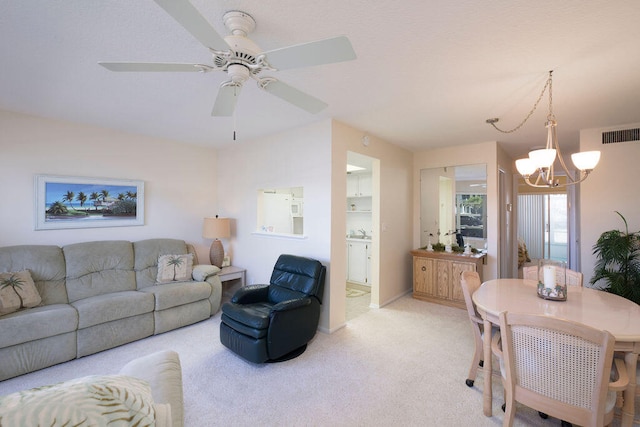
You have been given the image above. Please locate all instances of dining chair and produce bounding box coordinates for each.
[460,271,500,387]
[522,265,583,286]
[497,311,628,427]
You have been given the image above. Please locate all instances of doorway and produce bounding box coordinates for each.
[345,151,378,321]
[518,191,569,265]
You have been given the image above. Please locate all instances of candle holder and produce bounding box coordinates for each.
[536,259,567,301]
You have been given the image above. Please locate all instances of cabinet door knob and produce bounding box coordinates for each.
[421,266,426,272]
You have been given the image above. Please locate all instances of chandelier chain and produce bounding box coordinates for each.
[488,71,553,134]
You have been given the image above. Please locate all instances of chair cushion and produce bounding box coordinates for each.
[222,301,273,330]
[221,314,268,339]
[270,255,325,301]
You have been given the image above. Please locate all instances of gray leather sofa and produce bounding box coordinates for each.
[0,238,222,381]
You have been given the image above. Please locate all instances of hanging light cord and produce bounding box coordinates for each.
[487,71,553,133]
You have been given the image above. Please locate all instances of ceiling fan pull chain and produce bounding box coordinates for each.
[233,85,237,141]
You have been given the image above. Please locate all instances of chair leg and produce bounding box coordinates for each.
[466,328,483,387]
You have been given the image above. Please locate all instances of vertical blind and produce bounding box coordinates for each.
[518,194,545,260]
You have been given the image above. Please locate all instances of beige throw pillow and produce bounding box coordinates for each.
[0,270,42,315]
[156,254,194,284]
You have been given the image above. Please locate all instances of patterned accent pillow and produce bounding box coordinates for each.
[0,375,156,427]
[0,270,42,315]
[157,253,194,284]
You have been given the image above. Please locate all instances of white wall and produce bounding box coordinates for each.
[579,123,640,287]
[413,141,501,281]
[216,120,333,327]
[0,110,218,262]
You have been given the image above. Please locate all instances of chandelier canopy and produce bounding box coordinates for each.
[487,71,600,188]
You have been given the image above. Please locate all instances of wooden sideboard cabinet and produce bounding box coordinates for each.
[411,249,486,309]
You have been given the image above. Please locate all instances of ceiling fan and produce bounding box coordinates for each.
[98,0,357,117]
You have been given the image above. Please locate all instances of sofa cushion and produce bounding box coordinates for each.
[0,303,78,348]
[140,281,211,311]
[0,270,42,315]
[156,254,194,284]
[0,245,68,304]
[0,375,156,426]
[134,239,189,289]
[72,290,155,329]
[64,241,135,302]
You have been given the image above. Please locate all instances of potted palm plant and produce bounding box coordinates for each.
[590,211,640,305]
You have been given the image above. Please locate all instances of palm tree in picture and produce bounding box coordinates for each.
[76,191,87,211]
[117,193,126,202]
[62,191,75,210]
[126,191,137,200]
[100,190,110,207]
[89,192,100,211]
[47,201,67,215]
[166,256,185,281]
[1,274,26,309]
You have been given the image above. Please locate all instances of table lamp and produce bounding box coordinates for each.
[203,216,231,267]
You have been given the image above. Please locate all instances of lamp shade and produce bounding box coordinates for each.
[515,158,537,176]
[203,217,231,239]
[528,148,556,169]
[571,150,601,171]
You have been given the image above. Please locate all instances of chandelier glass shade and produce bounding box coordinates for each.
[489,71,601,188]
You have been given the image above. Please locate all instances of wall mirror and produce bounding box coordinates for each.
[420,164,487,250]
[256,187,304,236]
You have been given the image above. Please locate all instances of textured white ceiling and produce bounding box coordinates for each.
[1,0,639,158]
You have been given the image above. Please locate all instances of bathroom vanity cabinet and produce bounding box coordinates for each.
[411,249,485,309]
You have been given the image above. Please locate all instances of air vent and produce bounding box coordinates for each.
[602,128,640,144]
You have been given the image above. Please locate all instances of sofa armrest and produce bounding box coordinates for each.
[192,264,220,282]
[119,350,183,427]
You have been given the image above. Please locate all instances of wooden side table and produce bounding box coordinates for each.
[218,266,246,287]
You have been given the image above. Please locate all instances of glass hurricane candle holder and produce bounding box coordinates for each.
[536,259,567,301]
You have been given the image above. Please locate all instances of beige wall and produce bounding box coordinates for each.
[579,123,640,286]
[0,109,218,262]
[330,120,414,331]
[413,141,501,281]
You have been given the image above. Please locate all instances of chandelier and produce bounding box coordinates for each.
[487,70,601,188]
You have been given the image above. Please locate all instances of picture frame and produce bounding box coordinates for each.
[35,175,144,230]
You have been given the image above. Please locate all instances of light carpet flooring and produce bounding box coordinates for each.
[0,294,637,426]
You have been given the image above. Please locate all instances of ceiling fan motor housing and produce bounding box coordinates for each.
[214,11,261,76]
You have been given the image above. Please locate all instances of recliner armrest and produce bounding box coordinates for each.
[271,298,311,312]
[232,284,269,304]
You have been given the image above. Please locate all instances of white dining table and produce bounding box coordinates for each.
[473,278,640,426]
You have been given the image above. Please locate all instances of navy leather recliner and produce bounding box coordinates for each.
[220,254,326,363]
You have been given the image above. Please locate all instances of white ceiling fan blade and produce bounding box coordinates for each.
[98,62,210,72]
[261,35,356,71]
[154,0,228,51]
[260,79,328,114]
[212,83,241,116]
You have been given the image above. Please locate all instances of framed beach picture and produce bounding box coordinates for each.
[35,175,144,230]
